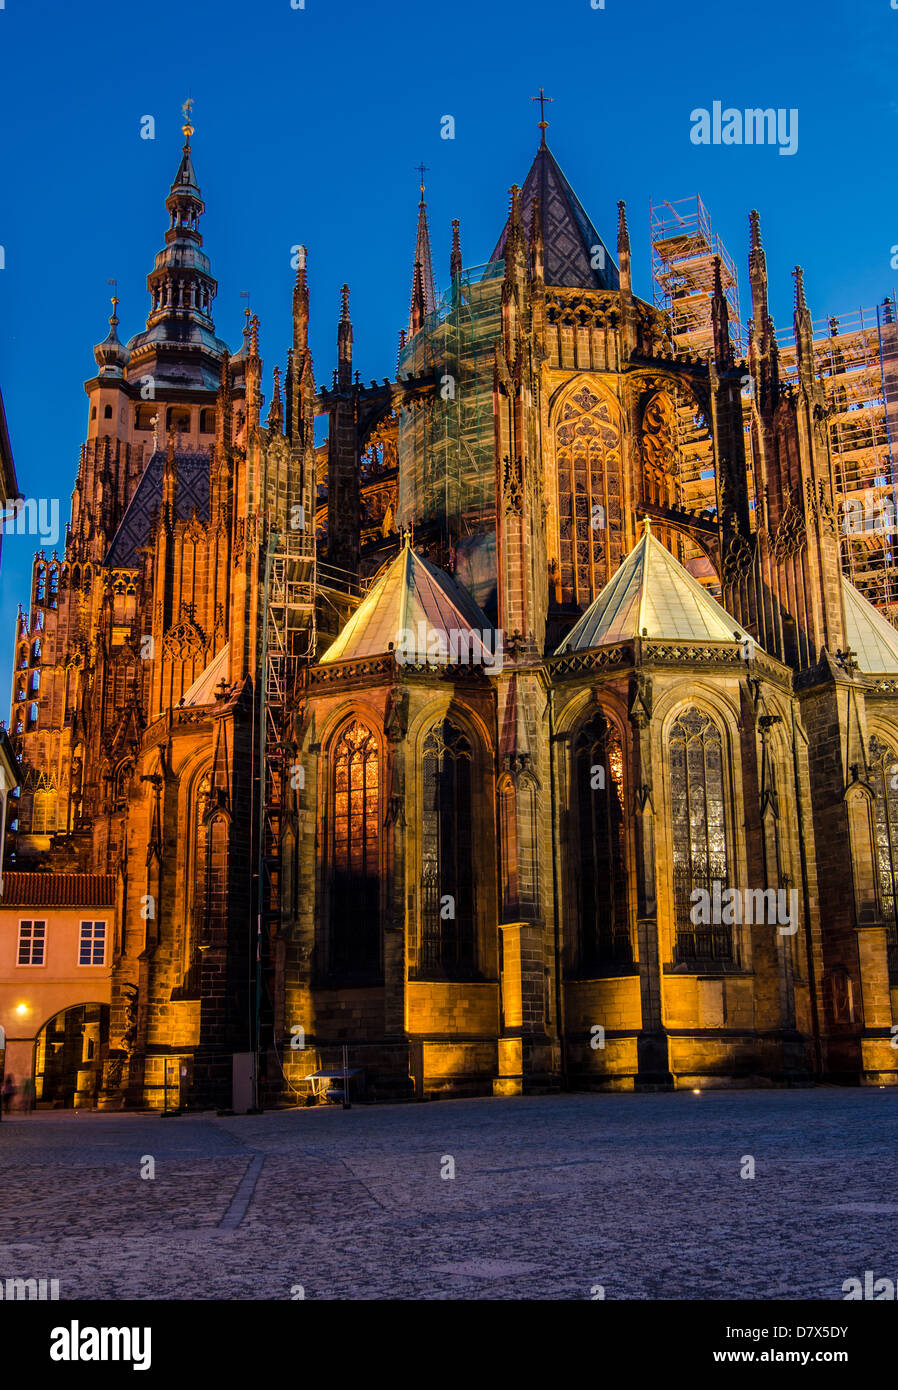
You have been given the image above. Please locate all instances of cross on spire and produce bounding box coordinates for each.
[415,161,429,201]
[532,87,553,144]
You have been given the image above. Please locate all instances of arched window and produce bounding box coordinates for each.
[166,407,191,434]
[31,790,56,835]
[669,707,733,966]
[328,721,380,977]
[30,670,40,694]
[419,719,475,977]
[572,710,631,973]
[553,385,622,607]
[49,567,58,608]
[31,639,41,662]
[90,406,97,421]
[867,735,898,983]
[103,404,113,420]
[200,408,217,434]
[27,702,38,728]
[36,564,47,602]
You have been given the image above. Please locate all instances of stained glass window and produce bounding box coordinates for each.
[554,387,622,607]
[669,708,733,966]
[573,711,631,973]
[419,720,475,977]
[867,735,898,983]
[329,721,380,977]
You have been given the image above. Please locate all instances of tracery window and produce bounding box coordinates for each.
[419,720,475,977]
[328,721,380,977]
[553,386,622,607]
[669,707,734,966]
[572,710,631,973]
[867,735,898,983]
[31,790,57,835]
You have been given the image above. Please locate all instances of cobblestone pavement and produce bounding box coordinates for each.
[0,1089,896,1300]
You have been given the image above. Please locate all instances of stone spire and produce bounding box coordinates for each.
[337,284,353,390]
[450,219,462,280]
[793,265,815,386]
[711,255,734,370]
[267,364,283,433]
[408,167,437,338]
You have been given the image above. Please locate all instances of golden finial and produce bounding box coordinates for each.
[181,97,194,143]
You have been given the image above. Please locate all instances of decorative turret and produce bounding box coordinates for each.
[93,297,130,378]
[125,109,229,392]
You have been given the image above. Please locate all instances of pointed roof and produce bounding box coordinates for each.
[555,525,752,653]
[408,196,438,334]
[105,447,211,567]
[320,541,494,665]
[841,577,898,673]
[181,644,230,706]
[490,141,619,292]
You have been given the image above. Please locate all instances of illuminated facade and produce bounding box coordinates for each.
[8,116,898,1107]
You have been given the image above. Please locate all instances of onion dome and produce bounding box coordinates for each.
[93,297,130,377]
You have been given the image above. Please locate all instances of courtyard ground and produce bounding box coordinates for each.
[0,1088,895,1300]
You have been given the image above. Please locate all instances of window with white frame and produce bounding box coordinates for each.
[17,919,46,965]
[78,920,106,966]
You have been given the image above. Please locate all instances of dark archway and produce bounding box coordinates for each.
[33,1003,109,1108]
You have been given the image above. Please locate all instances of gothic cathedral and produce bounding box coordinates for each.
[10,113,898,1107]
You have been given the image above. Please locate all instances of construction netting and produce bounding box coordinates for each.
[397,260,504,546]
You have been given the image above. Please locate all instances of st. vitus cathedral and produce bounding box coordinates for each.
[9,108,898,1108]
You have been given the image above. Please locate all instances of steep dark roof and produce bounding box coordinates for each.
[490,141,619,292]
[105,448,211,567]
[1,873,116,907]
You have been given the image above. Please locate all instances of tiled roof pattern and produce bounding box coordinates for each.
[1,873,116,907]
[490,142,619,292]
[105,449,211,568]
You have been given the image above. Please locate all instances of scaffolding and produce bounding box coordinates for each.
[256,507,316,1089]
[651,194,743,357]
[397,260,504,541]
[777,298,898,618]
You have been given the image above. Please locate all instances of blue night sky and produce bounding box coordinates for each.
[0,0,894,702]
